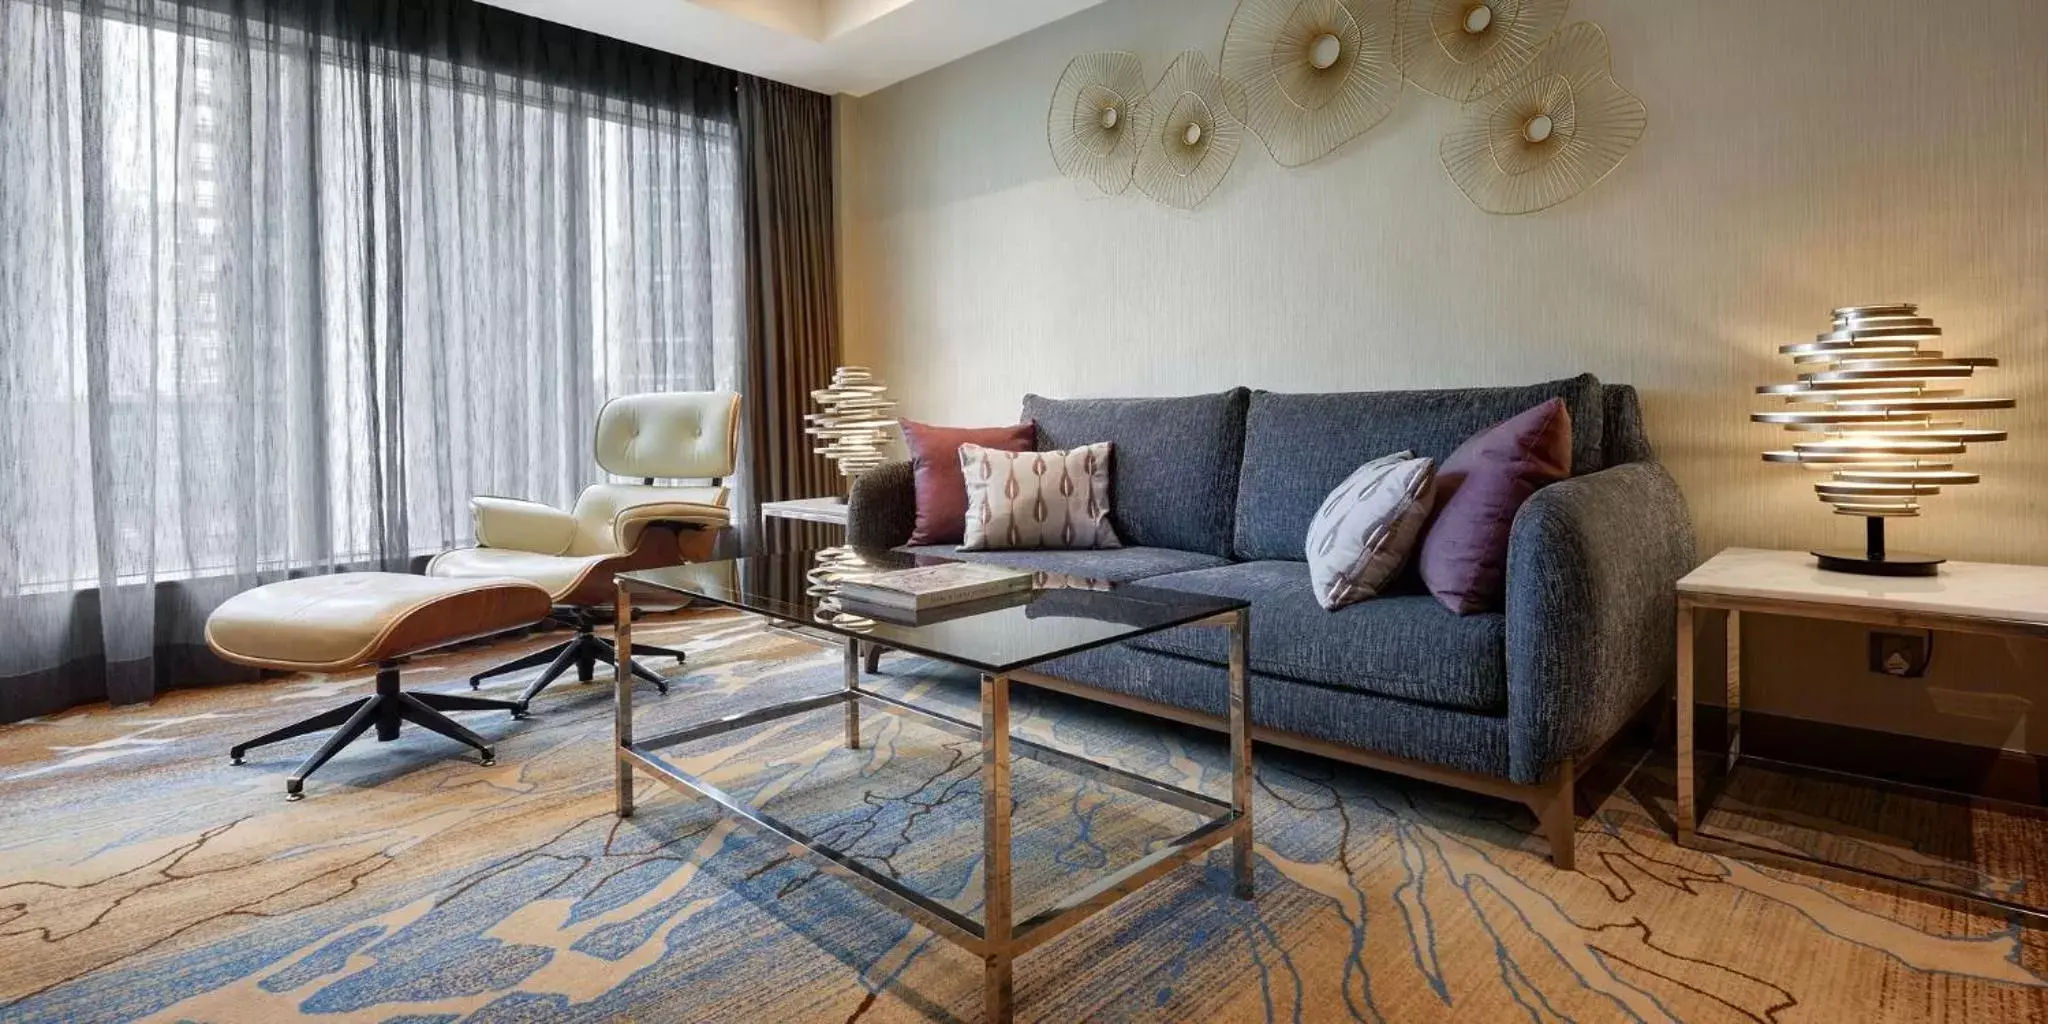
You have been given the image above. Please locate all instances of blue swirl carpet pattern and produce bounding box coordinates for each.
[0,610,2043,1022]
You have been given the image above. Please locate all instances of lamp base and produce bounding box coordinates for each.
[1812,549,1943,577]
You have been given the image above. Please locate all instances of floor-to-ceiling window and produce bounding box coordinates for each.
[0,0,743,715]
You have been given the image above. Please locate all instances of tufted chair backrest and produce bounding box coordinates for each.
[593,391,741,481]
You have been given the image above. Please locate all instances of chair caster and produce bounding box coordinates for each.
[285,782,305,802]
[479,754,497,767]
[230,755,245,766]
[470,678,483,690]
[512,704,530,720]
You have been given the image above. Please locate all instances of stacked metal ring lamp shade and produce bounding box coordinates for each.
[805,366,897,479]
[804,367,899,605]
[1753,305,2013,577]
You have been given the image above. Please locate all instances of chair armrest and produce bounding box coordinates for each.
[848,460,916,550]
[612,499,730,551]
[1505,461,1696,784]
[473,496,577,555]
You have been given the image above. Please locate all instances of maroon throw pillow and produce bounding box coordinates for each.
[1417,398,1573,615]
[903,419,1037,545]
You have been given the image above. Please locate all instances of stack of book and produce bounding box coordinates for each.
[835,562,1035,622]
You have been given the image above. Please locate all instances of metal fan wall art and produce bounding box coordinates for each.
[1439,22,1645,215]
[1398,0,1569,102]
[1048,52,1148,196]
[1132,50,1245,210]
[1220,0,1401,167]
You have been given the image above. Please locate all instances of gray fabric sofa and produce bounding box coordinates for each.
[846,374,1696,868]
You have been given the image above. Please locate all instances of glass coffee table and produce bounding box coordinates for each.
[612,551,1252,1023]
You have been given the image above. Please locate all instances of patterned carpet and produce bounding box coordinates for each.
[1,609,2044,1023]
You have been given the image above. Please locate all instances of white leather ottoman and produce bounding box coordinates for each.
[207,573,552,799]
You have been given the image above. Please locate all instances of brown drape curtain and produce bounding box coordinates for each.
[738,76,840,555]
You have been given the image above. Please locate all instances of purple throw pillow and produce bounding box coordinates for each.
[1418,398,1573,615]
[903,420,1037,546]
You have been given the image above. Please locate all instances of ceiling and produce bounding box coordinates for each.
[479,0,1105,96]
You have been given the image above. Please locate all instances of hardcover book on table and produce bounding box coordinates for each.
[835,587,1040,627]
[836,562,1035,611]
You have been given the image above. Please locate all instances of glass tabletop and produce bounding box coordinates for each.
[619,549,1247,674]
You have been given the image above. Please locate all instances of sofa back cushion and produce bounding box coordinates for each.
[1022,388,1250,557]
[1603,384,1654,465]
[1232,374,1605,561]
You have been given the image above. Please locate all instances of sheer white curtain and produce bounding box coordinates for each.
[0,0,743,717]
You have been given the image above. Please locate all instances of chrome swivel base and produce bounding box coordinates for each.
[229,662,521,800]
[469,609,684,709]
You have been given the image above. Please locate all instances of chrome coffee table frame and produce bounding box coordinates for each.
[612,576,1252,1023]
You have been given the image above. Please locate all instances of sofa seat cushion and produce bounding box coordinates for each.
[901,544,1229,584]
[1128,560,1507,713]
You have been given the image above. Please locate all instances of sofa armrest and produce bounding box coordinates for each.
[1505,461,1696,784]
[847,460,916,550]
[473,496,577,555]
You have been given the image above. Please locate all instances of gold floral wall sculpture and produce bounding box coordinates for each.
[1046,0,1646,214]
[1220,0,1402,167]
[1047,51,1149,196]
[1131,50,1246,210]
[1438,21,1647,215]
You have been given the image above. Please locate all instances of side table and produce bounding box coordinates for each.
[760,496,851,530]
[1676,547,2048,922]
[758,496,864,657]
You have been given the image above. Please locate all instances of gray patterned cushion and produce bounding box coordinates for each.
[959,443,1121,551]
[1305,452,1437,610]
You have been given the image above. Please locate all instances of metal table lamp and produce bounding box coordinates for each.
[805,366,897,487]
[1753,304,2013,576]
[803,367,897,599]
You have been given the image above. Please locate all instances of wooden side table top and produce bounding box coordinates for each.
[1678,547,2048,638]
[760,496,850,527]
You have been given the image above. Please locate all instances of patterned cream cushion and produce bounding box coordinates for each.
[1305,451,1438,611]
[959,442,1122,551]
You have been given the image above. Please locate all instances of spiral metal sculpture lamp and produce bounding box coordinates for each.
[804,367,897,588]
[1132,50,1245,210]
[1397,0,1569,102]
[1438,22,1644,215]
[806,366,897,482]
[1048,52,1148,196]
[1220,0,1401,167]
[1753,304,2014,577]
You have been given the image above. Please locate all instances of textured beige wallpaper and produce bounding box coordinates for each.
[836,0,2048,749]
